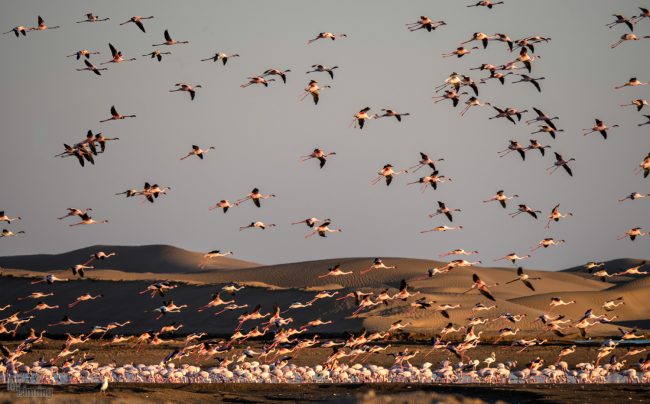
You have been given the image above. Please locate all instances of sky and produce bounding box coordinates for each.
[0,0,649,270]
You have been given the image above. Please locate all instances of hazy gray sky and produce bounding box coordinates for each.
[1,0,648,270]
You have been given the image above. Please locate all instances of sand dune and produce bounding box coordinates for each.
[0,244,259,274]
[0,245,647,338]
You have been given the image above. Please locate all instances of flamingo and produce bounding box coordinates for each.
[621,99,648,111]
[76,13,109,23]
[120,16,154,33]
[498,140,527,160]
[547,152,575,176]
[360,258,397,276]
[318,264,353,278]
[483,190,518,208]
[467,1,505,9]
[3,26,28,37]
[299,80,330,105]
[531,238,565,252]
[420,225,463,234]
[29,16,60,32]
[263,69,291,83]
[582,119,619,139]
[307,32,347,44]
[101,43,136,65]
[143,50,171,62]
[509,204,541,219]
[68,293,103,308]
[300,148,336,168]
[377,109,410,122]
[305,221,342,238]
[201,52,239,65]
[494,253,531,265]
[241,76,274,88]
[236,188,275,207]
[619,192,650,202]
[463,274,498,301]
[439,249,479,258]
[209,200,235,213]
[408,152,444,172]
[350,107,376,129]
[198,250,234,268]
[153,30,189,46]
[180,145,214,160]
[545,204,572,228]
[76,59,107,76]
[239,221,276,231]
[0,211,21,224]
[67,49,101,60]
[100,106,136,123]
[616,227,647,241]
[68,213,108,227]
[611,34,650,48]
[306,64,338,79]
[505,267,541,291]
[460,97,491,116]
[0,229,25,238]
[406,16,446,32]
[615,77,649,89]
[512,74,545,92]
[170,83,202,101]
[371,164,408,186]
[428,201,461,222]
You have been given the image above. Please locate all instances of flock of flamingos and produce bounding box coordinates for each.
[1,1,650,392]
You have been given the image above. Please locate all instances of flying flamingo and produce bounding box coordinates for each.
[498,140,527,160]
[239,221,276,231]
[3,26,28,37]
[494,253,531,265]
[58,208,92,221]
[460,97,491,116]
[636,152,650,177]
[0,211,21,224]
[420,225,463,234]
[300,148,336,168]
[305,221,342,238]
[100,106,136,123]
[29,16,60,32]
[76,13,109,23]
[31,274,68,285]
[428,201,461,222]
[350,107,375,129]
[377,109,410,122]
[509,204,541,219]
[153,30,189,46]
[180,145,214,160]
[547,152,575,176]
[209,200,235,213]
[101,43,136,65]
[241,76,275,88]
[439,249,479,258]
[360,258,397,276]
[406,16,446,32]
[197,293,235,312]
[198,250,234,268]
[408,153,444,172]
[483,190,518,208]
[306,64,339,79]
[467,1,505,9]
[0,229,25,238]
[616,227,646,241]
[619,192,650,202]
[76,59,107,76]
[69,213,108,227]
[68,293,103,308]
[463,274,498,301]
[371,164,408,186]
[610,34,650,48]
[621,99,648,111]
[201,52,239,65]
[170,83,202,101]
[120,16,154,33]
[614,261,648,276]
[299,80,330,105]
[531,238,565,252]
[505,267,541,291]
[263,69,291,83]
[582,119,619,139]
[142,50,172,62]
[318,264,353,278]
[307,32,347,44]
[67,49,100,60]
[545,204,572,228]
[236,188,275,207]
